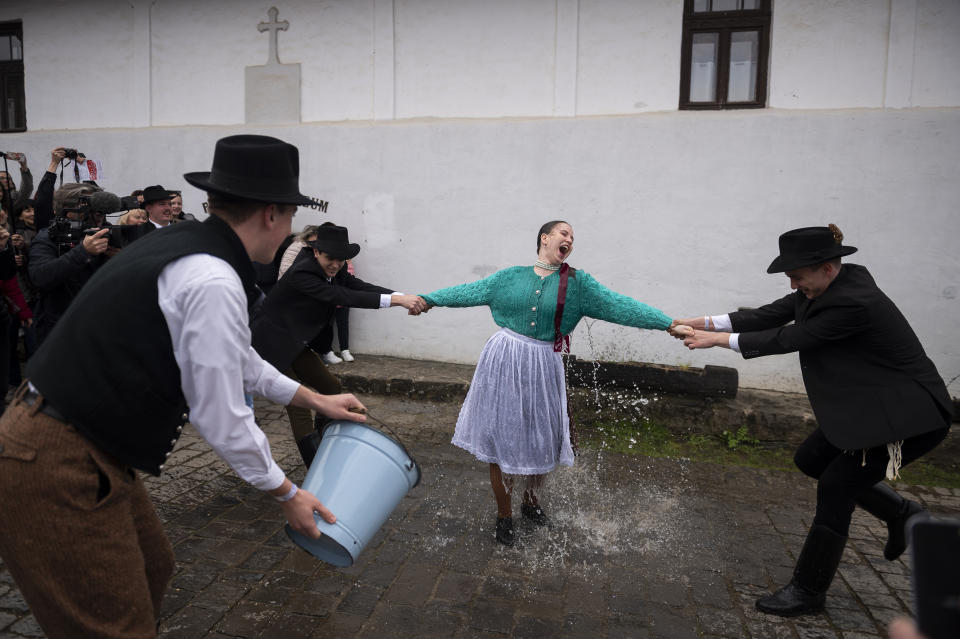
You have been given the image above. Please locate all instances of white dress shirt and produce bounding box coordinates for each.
[158,253,299,491]
[708,314,741,352]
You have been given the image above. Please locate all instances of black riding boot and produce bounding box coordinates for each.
[296,430,324,468]
[756,524,847,617]
[856,482,923,560]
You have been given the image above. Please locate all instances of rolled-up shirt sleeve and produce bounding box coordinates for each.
[706,314,740,352]
[159,254,290,491]
[710,314,733,332]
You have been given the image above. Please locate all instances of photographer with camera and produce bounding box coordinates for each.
[0,151,33,223]
[33,147,74,231]
[28,182,113,344]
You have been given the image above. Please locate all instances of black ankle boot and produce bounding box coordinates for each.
[521,503,548,526]
[756,524,847,617]
[856,482,924,560]
[296,430,324,467]
[495,517,515,546]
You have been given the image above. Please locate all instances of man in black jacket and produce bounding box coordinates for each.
[251,224,425,464]
[676,225,952,617]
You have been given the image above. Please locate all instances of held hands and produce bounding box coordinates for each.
[681,329,729,350]
[667,324,694,339]
[81,228,110,255]
[671,317,709,331]
[392,294,430,316]
[0,228,9,250]
[668,317,730,350]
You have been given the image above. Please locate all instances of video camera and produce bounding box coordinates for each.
[49,192,153,254]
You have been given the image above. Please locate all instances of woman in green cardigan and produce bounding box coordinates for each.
[420,220,680,546]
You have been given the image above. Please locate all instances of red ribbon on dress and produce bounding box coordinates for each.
[553,263,571,353]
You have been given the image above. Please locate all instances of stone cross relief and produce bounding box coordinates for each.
[245,6,300,124]
[258,6,289,66]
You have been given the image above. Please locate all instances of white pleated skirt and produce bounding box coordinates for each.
[451,327,575,475]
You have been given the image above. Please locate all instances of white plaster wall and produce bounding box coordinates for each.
[2,2,959,396]
[577,0,683,115]
[3,109,956,395]
[5,0,960,130]
[151,0,377,125]
[393,0,559,118]
[6,1,144,130]
[914,0,960,106]
[768,0,891,108]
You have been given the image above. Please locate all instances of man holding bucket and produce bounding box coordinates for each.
[0,135,367,638]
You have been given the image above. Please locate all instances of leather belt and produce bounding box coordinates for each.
[22,390,70,424]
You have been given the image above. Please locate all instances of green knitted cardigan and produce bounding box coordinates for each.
[421,265,672,341]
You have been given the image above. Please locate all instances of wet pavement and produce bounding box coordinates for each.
[1,358,959,638]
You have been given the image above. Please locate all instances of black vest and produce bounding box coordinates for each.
[27,215,260,475]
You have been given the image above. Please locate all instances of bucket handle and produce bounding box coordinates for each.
[351,409,419,477]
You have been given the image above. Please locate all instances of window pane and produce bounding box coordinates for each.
[0,37,10,62]
[690,32,719,102]
[728,30,758,102]
[11,35,21,60]
[713,0,739,10]
[742,0,759,8]
[693,0,710,11]
[5,73,24,130]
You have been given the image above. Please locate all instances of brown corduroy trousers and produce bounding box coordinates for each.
[284,348,342,440]
[0,389,175,638]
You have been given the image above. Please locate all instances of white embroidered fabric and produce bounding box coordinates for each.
[451,328,575,475]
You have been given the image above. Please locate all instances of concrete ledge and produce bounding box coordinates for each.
[332,355,958,470]
[566,356,738,398]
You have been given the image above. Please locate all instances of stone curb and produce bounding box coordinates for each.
[331,355,959,469]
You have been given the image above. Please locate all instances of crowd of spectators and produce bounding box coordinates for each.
[0,146,359,417]
[0,147,200,412]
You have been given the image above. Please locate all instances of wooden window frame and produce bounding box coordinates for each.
[0,21,25,133]
[679,0,771,110]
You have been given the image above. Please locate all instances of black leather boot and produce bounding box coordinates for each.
[296,430,324,468]
[756,524,847,617]
[856,482,923,560]
[495,517,515,546]
[521,503,548,526]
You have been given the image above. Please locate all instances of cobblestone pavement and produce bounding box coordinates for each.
[1,393,958,638]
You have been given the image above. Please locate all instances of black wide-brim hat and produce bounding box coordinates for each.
[305,225,360,260]
[767,225,858,273]
[141,184,175,206]
[183,135,317,206]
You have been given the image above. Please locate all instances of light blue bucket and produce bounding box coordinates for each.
[284,420,421,566]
